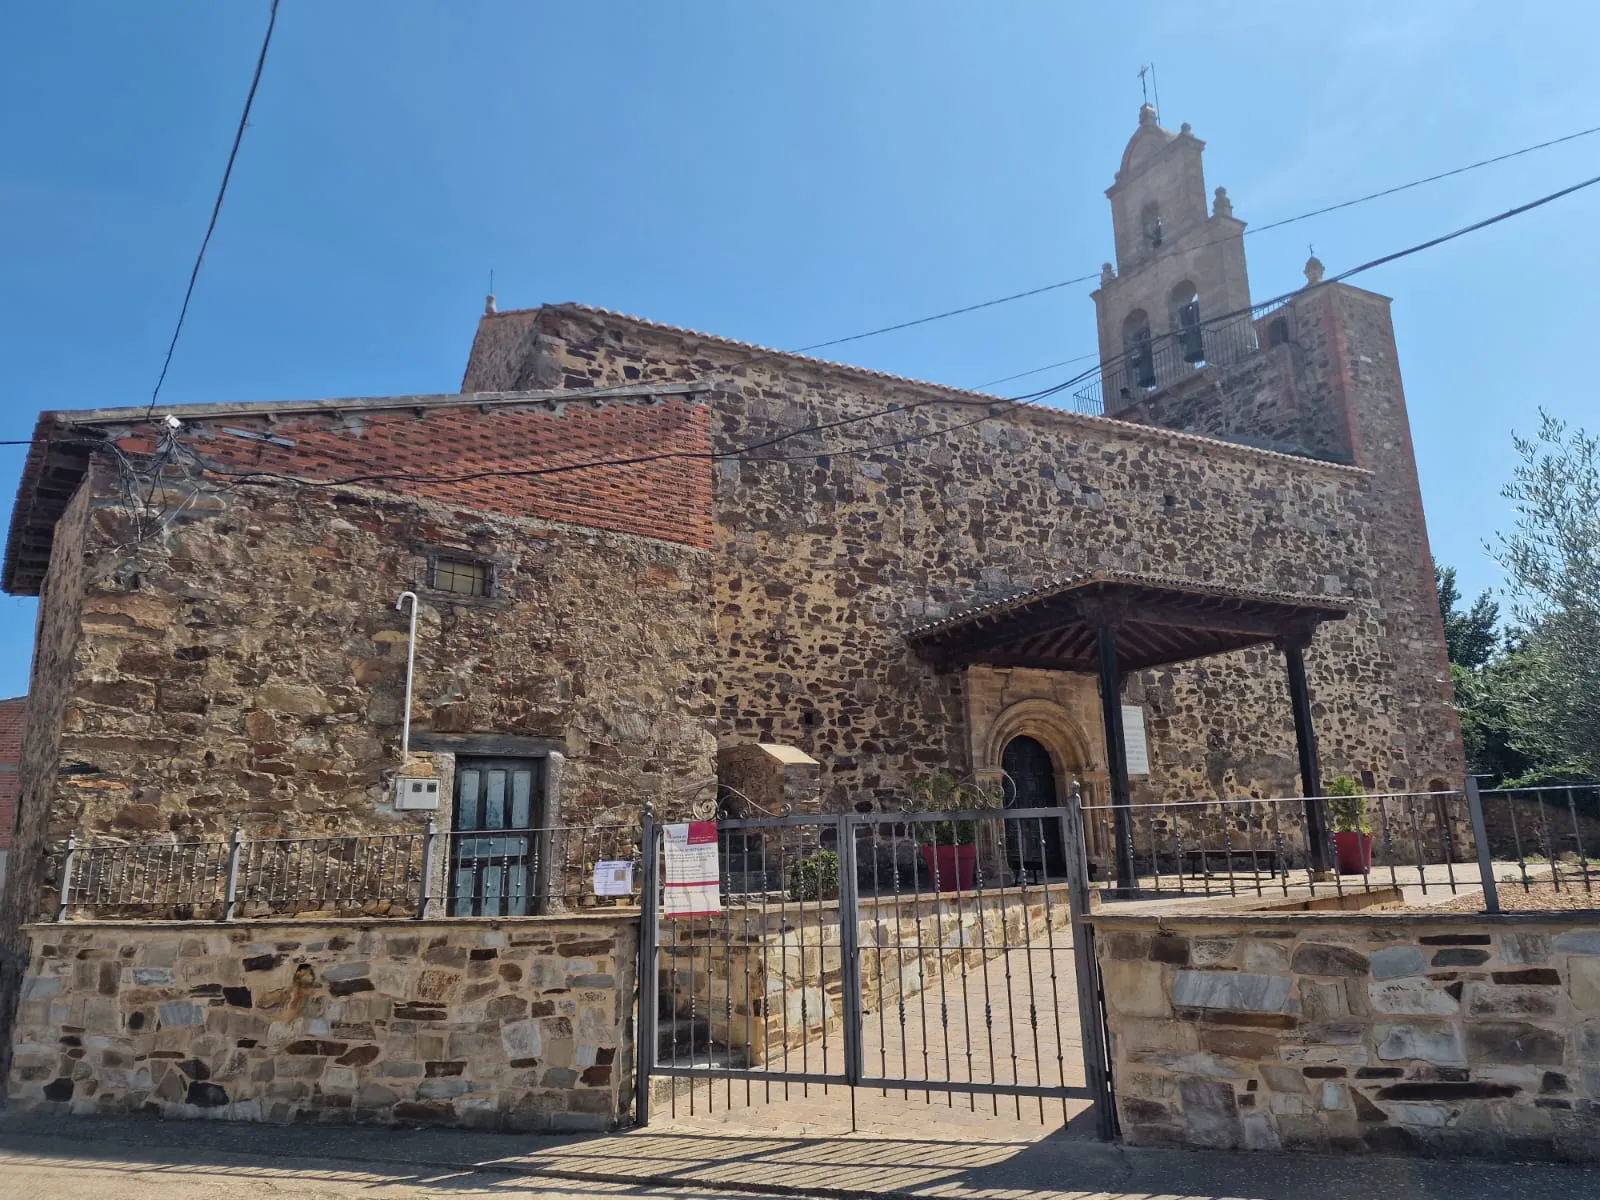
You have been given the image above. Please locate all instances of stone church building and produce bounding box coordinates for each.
[1,107,1460,954]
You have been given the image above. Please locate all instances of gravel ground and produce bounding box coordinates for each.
[1423,871,1600,913]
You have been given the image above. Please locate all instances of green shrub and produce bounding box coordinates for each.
[788,850,840,901]
[1326,775,1372,834]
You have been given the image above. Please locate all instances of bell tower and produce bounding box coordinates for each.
[1091,106,1252,412]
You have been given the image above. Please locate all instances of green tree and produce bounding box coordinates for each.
[1492,411,1600,781]
[1434,562,1499,669]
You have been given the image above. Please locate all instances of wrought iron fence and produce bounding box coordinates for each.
[446,824,642,917]
[1479,783,1597,896]
[48,822,642,922]
[1080,785,1492,905]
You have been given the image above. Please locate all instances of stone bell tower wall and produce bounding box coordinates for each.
[1114,281,1460,792]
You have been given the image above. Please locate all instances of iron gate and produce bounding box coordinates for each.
[635,800,1115,1134]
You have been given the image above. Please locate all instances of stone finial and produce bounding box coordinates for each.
[484,294,498,315]
[1179,122,1193,136]
[1100,262,1116,286]
[1304,254,1325,286]
[1138,103,1158,127]
[1213,186,1233,219]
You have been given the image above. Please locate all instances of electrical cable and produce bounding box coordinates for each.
[97,166,1600,508]
[793,123,1600,354]
[143,0,280,422]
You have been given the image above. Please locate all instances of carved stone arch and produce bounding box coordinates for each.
[983,699,1095,797]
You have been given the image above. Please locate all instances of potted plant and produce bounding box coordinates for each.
[906,775,996,892]
[1326,775,1373,875]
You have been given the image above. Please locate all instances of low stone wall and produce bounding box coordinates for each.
[1093,910,1600,1161]
[8,914,637,1130]
[663,883,1075,1064]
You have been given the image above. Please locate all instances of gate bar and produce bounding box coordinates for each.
[837,812,866,1090]
[1064,784,1118,1140]
[634,802,659,1126]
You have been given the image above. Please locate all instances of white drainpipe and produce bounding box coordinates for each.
[395,591,419,759]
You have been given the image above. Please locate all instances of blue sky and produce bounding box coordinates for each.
[2,1,1598,698]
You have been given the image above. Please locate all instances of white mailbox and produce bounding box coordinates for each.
[394,776,441,811]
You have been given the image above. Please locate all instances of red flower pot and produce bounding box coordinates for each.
[920,843,977,892]
[1334,831,1373,875]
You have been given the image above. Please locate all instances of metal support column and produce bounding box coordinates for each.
[416,817,437,920]
[1465,775,1500,914]
[1283,637,1330,873]
[1095,623,1137,892]
[222,825,243,922]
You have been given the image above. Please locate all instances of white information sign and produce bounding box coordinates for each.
[1122,704,1150,776]
[662,821,722,918]
[592,859,635,897]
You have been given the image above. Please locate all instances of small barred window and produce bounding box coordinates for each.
[431,557,488,597]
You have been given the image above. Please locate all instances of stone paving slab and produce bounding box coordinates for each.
[4,1110,1600,1200]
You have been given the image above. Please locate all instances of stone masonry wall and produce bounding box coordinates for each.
[9,916,637,1130]
[35,467,717,847]
[1095,912,1600,1161]
[464,304,1463,814]
[1,475,92,1082]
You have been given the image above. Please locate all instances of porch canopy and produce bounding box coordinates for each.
[904,571,1350,889]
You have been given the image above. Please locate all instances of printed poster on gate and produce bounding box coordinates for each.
[662,821,721,917]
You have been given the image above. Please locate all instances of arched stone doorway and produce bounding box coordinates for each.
[1001,733,1066,877]
[970,693,1108,877]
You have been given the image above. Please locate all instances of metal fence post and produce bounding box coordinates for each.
[835,811,865,1089]
[635,802,659,1127]
[1063,782,1117,1141]
[1465,776,1500,915]
[55,835,77,924]
[417,817,437,921]
[222,825,243,922]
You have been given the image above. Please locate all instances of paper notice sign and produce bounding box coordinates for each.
[592,860,635,898]
[662,820,721,918]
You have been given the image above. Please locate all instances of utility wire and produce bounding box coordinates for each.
[793,123,1600,355]
[143,0,280,422]
[1247,122,1600,237]
[970,351,1099,391]
[102,165,1600,509]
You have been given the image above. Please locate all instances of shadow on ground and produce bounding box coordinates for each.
[2,1110,1598,1200]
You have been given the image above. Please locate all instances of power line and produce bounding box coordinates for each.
[970,351,1099,391]
[793,273,1102,353]
[1247,123,1600,237]
[792,123,1600,355]
[100,165,1600,509]
[143,0,280,422]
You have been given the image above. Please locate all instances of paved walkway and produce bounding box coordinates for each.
[655,938,1092,1138]
[3,1110,1598,1200]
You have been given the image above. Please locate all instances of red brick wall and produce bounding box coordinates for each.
[121,396,714,551]
[0,696,24,852]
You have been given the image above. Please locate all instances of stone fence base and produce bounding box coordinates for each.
[1093,909,1600,1161]
[8,914,637,1131]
